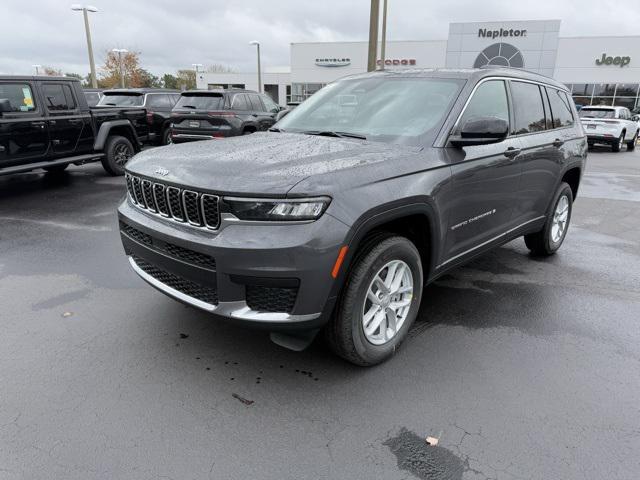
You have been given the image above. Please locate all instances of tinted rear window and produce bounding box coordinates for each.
[175,94,224,110]
[579,108,615,119]
[98,93,143,107]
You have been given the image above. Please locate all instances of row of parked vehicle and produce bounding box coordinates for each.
[85,86,284,145]
[0,76,286,177]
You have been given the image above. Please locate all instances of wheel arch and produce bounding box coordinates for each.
[94,121,141,152]
[332,198,441,299]
[561,166,582,200]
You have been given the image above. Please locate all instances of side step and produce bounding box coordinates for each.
[0,153,104,176]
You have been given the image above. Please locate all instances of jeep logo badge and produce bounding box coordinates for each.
[596,53,631,67]
[155,167,169,176]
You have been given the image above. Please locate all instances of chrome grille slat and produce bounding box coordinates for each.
[126,174,220,229]
[141,180,156,212]
[182,190,202,226]
[167,187,185,221]
[153,183,170,217]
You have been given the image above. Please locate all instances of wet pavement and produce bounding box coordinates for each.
[1,147,639,479]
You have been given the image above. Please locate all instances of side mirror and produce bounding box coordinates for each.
[0,99,12,114]
[450,117,509,147]
[275,109,291,122]
[632,115,639,122]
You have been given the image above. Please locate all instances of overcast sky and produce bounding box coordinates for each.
[2,0,639,77]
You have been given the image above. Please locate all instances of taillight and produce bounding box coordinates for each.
[207,111,235,117]
[146,111,154,125]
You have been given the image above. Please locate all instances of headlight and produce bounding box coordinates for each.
[224,197,331,221]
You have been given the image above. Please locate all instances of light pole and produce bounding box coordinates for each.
[249,41,261,93]
[367,0,380,72]
[71,4,98,88]
[192,63,203,89]
[379,0,388,70]
[32,64,42,75]
[112,48,128,88]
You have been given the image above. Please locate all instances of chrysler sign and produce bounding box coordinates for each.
[315,58,351,67]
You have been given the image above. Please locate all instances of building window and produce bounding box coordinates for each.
[613,97,637,110]
[291,83,325,103]
[591,97,614,106]
[614,84,639,97]
[592,84,616,96]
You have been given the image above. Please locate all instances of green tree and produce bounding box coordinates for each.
[162,73,179,89]
[176,69,196,90]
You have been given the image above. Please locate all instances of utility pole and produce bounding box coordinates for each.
[367,0,380,72]
[249,41,262,93]
[71,5,98,88]
[32,65,41,75]
[380,0,388,70]
[112,48,128,88]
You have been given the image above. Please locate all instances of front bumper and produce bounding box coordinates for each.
[118,198,348,330]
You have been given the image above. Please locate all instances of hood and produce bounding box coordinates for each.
[125,132,422,196]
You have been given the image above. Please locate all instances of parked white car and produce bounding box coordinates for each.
[579,106,639,152]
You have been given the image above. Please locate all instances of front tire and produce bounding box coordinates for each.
[524,182,573,256]
[612,133,624,152]
[325,235,423,366]
[101,135,134,176]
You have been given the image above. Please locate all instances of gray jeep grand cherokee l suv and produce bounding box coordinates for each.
[118,67,586,366]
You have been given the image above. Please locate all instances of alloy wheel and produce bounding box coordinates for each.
[551,195,569,243]
[361,260,414,346]
[114,143,133,166]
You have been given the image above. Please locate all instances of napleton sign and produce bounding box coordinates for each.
[478,28,527,39]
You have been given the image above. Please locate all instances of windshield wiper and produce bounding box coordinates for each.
[302,130,367,140]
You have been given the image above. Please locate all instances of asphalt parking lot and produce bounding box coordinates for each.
[1,147,639,480]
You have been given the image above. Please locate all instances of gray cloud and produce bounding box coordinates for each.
[2,0,639,77]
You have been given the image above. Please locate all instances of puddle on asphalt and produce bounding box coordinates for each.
[384,428,465,480]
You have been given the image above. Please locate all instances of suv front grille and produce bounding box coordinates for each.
[132,255,218,305]
[246,285,298,313]
[125,173,220,229]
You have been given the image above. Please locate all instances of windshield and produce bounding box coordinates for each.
[276,76,465,145]
[579,108,615,119]
[175,94,224,110]
[84,92,101,107]
[97,94,144,107]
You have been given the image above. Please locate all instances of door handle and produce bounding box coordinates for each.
[31,121,45,128]
[552,138,564,148]
[503,147,521,159]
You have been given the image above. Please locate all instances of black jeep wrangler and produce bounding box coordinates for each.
[0,76,149,176]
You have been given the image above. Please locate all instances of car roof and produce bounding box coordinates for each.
[103,88,181,94]
[179,89,258,95]
[339,67,569,91]
[0,75,80,82]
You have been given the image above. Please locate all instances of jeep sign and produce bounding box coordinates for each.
[595,53,631,67]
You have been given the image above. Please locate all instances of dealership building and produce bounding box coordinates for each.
[196,19,640,110]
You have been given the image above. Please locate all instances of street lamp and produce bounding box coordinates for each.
[112,48,128,88]
[192,63,203,89]
[71,4,98,88]
[249,41,261,93]
[32,64,42,75]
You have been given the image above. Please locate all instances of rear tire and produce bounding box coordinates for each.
[524,182,573,256]
[627,131,638,151]
[325,235,423,366]
[101,135,134,176]
[612,133,624,152]
[161,127,172,145]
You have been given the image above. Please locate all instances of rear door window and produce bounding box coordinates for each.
[545,88,574,128]
[145,94,172,109]
[231,94,250,111]
[248,94,265,111]
[0,83,36,112]
[42,83,76,111]
[510,81,546,134]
